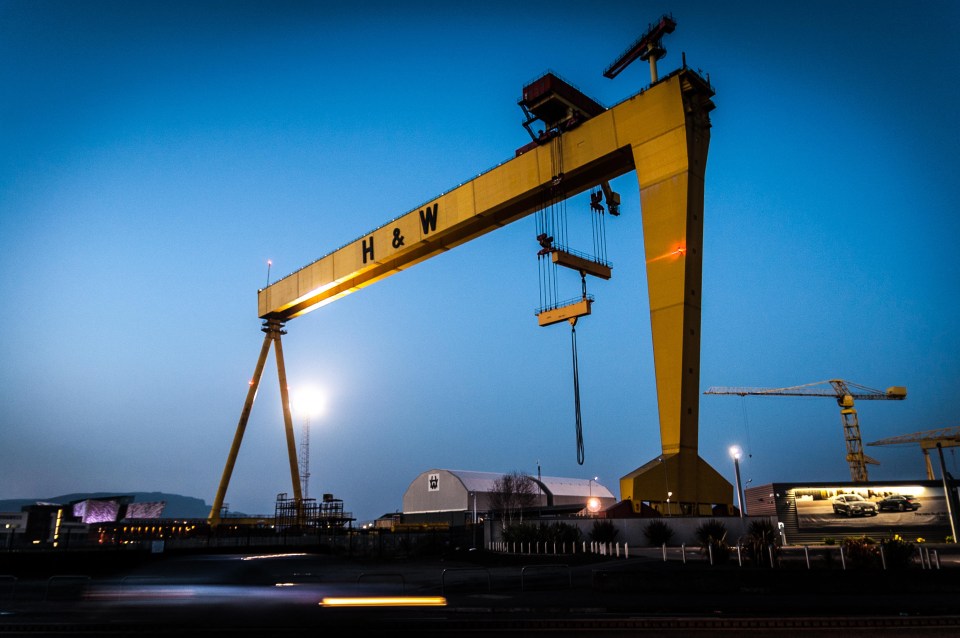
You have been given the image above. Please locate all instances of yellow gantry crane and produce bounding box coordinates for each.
[867,427,960,480]
[209,17,729,525]
[704,379,907,482]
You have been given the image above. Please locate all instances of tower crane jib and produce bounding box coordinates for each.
[867,427,960,480]
[704,379,907,483]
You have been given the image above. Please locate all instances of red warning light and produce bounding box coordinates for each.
[646,243,687,264]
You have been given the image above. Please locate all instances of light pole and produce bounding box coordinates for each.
[660,457,671,516]
[730,445,745,519]
[936,442,958,543]
[471,491,478,549]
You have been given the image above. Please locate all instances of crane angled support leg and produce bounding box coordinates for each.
[271,322,304,510]
[208,324,275,527]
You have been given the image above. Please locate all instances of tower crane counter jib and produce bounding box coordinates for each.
[704,380,907,483]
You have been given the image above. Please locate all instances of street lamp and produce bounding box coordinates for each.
[587,477,601,513]
[729,445,745,519]
[659,457,672,516]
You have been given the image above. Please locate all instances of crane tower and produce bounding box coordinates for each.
[298,417,310,500]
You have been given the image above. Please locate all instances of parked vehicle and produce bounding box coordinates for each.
[832,494,878,517]
[878,494,921,512]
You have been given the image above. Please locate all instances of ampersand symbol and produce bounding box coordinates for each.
[392,227,405,249]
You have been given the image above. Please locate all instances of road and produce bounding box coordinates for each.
[2,548,959,636]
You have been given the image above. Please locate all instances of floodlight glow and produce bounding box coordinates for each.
[587,497,602,512]
[293,387,327,418]
[729,445,742,460]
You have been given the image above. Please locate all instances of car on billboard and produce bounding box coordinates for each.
[877,494,922,512]
[832,494,878,517]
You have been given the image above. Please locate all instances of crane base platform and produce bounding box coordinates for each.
[620,451,734,516]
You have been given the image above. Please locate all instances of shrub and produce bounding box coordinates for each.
[821,537,836,546]
[541,522,583,545]
[880,534,916,570]
[588,520,619,544]
[502,523,540,545]
[743,518,779,567]
[643,520,675,547]
[841,535,880,569]
[695,519,729,563]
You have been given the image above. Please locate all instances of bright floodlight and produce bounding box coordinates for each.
[587,497,602,512]
[293,387,327,418]
[729,445,742,460]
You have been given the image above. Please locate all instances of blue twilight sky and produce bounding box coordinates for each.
[1,0,958,522]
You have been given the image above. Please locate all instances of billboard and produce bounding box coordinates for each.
[792,484,952,531]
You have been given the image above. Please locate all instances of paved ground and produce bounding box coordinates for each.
[2,548,959,635]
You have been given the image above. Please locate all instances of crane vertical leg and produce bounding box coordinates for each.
[618,73,732,514]
[208,325,275,527]
[924,448,935,481]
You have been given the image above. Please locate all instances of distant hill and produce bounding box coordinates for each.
[0,492,245,519]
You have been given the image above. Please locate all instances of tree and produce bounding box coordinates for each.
[489,471,538,530]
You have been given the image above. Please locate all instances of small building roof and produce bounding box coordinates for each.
[439,469,615,500]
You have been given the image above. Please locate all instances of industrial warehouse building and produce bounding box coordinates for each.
[398,469,617,527]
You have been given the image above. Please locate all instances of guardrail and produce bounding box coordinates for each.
[487,540,955,570]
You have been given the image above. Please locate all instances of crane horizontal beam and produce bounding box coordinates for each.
[258,69,713,321]
[867,426,960,447]
[603,14,677,79]
[704,379,906,400]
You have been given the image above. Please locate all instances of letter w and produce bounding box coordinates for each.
[419,203,438,234]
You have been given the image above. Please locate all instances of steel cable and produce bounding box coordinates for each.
[571,322,585,465]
